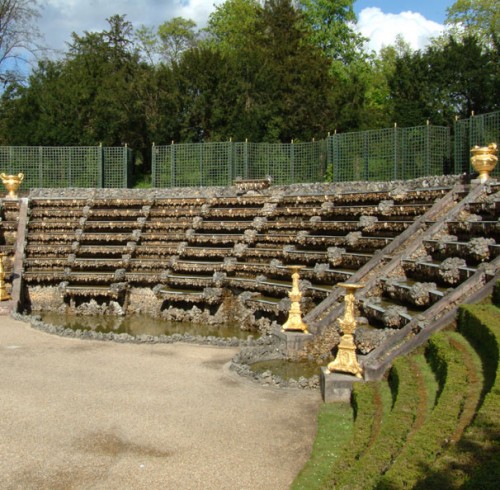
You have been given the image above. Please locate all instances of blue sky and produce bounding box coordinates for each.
[37,1,457,57]
[354,0,455,23]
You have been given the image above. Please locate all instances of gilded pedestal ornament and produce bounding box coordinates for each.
[1,172,24,198]
[0,253,11,301]
[470,143,497,183]
[282,265,309,333]
[327,283,363,378]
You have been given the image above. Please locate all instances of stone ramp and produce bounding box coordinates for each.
[0,317,320,490]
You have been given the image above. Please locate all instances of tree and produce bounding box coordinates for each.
[0,15,154,152]
[446,0,499,48]
[298,0,367,77]
[0,0,43,86]
[204,0,262,54]
[157,17,198,65]
[389,35,499,127]
[254,0,337,140]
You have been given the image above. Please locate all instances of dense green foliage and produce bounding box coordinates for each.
[0,0,498,176]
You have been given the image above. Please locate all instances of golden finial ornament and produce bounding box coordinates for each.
[281,265,309,333]
[327,283,363,378]
[470,143,497,183]
[0,253,12,301]
[1,172,24,198]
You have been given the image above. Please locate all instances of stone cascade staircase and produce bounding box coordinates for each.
[302,182,499,379]
[20,184,457,326]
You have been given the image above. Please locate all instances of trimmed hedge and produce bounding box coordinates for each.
[292,301,499,489]
[378,332,469,488]
[324,382,383,487]
[458,304,499,397]
[457,304,500,489]
[333,357,421,489]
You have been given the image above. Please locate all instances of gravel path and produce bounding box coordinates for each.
[0,316,321,489]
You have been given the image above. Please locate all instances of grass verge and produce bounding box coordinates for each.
[292,402,353,490]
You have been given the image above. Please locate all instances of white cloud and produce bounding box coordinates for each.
[356,7,445,53]
[39,0,223,54]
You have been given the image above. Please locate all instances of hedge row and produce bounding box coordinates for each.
[457,304,500,489]
[378,332,471,488]
[293,300,499,489]
[332,356,422,489]
[328,382,383,484]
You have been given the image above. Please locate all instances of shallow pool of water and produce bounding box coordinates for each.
[250,358,321,380]
[39,312,255,340]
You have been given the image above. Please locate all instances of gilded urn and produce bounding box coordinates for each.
[470,143,497,183]
[0,172,24,198]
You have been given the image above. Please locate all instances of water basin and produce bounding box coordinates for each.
[40,312,256,339]
[250,358,321,380]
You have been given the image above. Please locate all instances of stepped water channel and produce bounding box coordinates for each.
[1,176,499,384]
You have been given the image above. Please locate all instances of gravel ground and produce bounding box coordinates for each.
[0,316,321,490]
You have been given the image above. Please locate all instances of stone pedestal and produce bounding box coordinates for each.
[274,330,314,357]
[320,367,364,403]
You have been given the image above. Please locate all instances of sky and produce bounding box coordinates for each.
[38,0,457,57]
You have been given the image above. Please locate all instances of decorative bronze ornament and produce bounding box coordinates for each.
[1,172,24,198]
[470,143,497,183]
[281,265,309,333]
[327,283,363,378]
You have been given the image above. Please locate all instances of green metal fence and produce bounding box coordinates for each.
[454,111,500,176]
[0,145,132,189]
[328,125,450,182]
[152,124,450,187]
[1,112,497,190]
[152,140,329,187]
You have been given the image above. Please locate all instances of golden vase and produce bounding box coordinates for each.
[327,283,363,378]
[470,143,497,183]
[1,172,24,198]
[282,265,309,333]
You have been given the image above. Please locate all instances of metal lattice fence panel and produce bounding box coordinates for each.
[0,146,130,189]
[328,125,450,182]
[400,125,451,179]
[0,146,101,189]
[103,146,132,188]
[454,111,500,176]
[329,128,398,182]
[292,140,328,183]
[153,141,330,187]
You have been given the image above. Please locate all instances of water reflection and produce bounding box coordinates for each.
[250,358,320,380]
[40,312,255,340]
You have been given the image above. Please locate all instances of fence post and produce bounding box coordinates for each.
[363,132,369,180]
[393,123,398,180]
[228,139,233,185]
[98,143,104,188]
[123,143,128,188]
[425,120,430,175]
[199,143,203,187]
[68,147,72,187]
[453,116,460,174]
[290,139,295,183]
[151,143,156,187]
[38,146,43,187]
[171,141,176,188]
[244,139,249,179]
